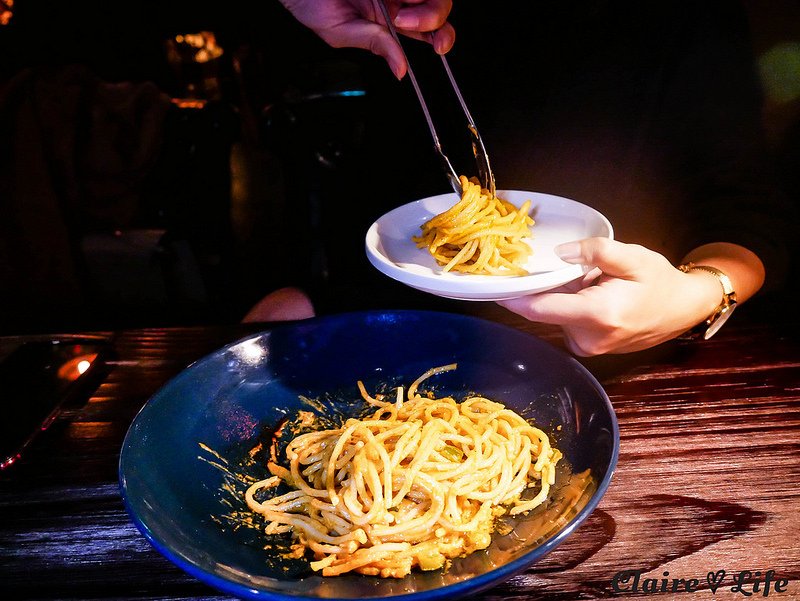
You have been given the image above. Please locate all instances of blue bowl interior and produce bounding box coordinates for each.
[119,310,618,601]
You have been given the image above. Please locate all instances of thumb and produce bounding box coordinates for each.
[554,238,650,279]
[364,27,407,79]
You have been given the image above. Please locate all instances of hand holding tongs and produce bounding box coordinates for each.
[375,0,496,197]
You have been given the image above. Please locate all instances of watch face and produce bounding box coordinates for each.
[704,304,736,339]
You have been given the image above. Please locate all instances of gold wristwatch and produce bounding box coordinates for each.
[678,262,738,340]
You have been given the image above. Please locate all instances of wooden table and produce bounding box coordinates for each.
[2,304,799,600]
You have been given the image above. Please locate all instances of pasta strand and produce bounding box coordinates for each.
[245,365,561,578]
[414,177,535,275]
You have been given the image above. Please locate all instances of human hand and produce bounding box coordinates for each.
[497,238,726,356]
[278,0,455,79]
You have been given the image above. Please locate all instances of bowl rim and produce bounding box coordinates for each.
[119,309,620,601]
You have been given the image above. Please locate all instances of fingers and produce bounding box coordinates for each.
[555,238,654,279]
[394,0,452,31]
[497,291,599,327]
[331,4,454,79]
[324,21,408,79]
[431,22,455,54]
[394,23,455,53]
[497,240,648,327]
[562,334,592,357]
[281,0,454,78]
[497,242,693,355]
[369,30,408,79]
[395,0,455,55]
[499,294,624,356]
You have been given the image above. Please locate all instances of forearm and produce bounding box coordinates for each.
[681,242,765,306]
[683,242,765,332]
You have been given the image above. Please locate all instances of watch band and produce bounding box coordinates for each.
[678,263,735,296]
[677,262,738,340]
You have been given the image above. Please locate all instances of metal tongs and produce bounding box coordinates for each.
[376,0,496,197]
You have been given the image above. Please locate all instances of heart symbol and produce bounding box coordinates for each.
[707,570,726,593]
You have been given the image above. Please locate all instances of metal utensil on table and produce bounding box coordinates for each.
[375,0,496,197]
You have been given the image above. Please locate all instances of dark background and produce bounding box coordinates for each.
[0,1,797,334]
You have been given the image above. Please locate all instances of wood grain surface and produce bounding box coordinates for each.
[1,309,799,600]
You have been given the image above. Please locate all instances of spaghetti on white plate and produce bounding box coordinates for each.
[413,176,534,276]
[244,364,562,578]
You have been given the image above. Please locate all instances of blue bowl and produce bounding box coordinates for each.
[119,310,618,600]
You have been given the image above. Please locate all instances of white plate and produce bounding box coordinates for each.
[365,190,614,301]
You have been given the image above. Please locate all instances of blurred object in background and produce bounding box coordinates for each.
[0,0,13,26]
[0,65,172,334]
[742,0,800,291]
[259,59,369,292]
[139,94,240,323]
[0,34,241,334]
[744,0,800,148]
[165,31,224,103]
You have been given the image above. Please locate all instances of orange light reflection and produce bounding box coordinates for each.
[57,354,98,382]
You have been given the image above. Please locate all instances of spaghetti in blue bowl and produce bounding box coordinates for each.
[119,310,618,600]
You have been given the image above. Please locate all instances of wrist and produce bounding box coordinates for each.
[677,263,739,339]
[681,242,765,303]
